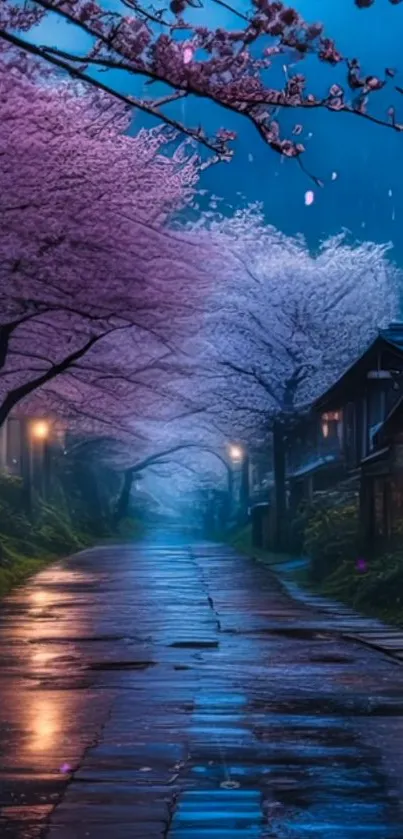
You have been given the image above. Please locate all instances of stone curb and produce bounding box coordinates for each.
[260,557,403,667]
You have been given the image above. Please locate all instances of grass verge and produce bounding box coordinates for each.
[229,524,403,627]
[229,524,301,567]
[0,548,59,599]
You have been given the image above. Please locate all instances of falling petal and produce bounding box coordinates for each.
[388,188,393,197]
[392,208,396,221]
[248,153,254,162]
[183,46,193,65]
[331,171,338,181]
[361,221,366,228]
[304,190,315,206]
[356,557,367,573]
[59,763,72,774]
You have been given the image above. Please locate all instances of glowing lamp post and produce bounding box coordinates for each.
[22,419,51,514]
[229,444,243,463]
[31,420,50,441]
[228,443,249,525]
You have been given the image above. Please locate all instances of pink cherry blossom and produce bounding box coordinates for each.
[0,50,215,427]
[304,190,315,206]
[0,0,401,169]
[183,46,193,65]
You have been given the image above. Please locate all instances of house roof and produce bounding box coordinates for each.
[313,323,403,412]
[288,453,339,480]
[380,322,403,352]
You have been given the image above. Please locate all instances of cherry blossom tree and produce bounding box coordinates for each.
[58,204,399,530]
[179,206,399,424]
[160,206,401,541]
[0,45,215,427]
[1,0,402,179]
[59,423,232,528]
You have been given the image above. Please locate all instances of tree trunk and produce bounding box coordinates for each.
[20,418,33,519]
[227,467,234,523]
[113,469,134,530]
[240,454,250,524]
[273,420,287,551]
[43,441,52,502]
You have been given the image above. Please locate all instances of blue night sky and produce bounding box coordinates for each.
[31,0,403,265]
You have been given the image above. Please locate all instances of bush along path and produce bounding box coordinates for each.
[231,518,403,662]
[0,472,91,598]
[266,555,403,667]
[243,481,403,627]
[0,471,142,598]
[300,497,403,627]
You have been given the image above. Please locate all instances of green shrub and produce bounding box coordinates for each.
[353,552,403,612]
[0,475,32,540]
[0,473,26,508]
[35,507,83,554]
[289,501,317,553]
[230,524,252,552]
[303,503,359,582]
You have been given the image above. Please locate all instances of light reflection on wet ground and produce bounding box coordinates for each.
[1,539,403,837]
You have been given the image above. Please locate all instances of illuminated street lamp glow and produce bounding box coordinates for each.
[229,444,243,462]
[31,420,50,441]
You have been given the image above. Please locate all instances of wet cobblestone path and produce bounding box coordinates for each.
[2,540,403,838]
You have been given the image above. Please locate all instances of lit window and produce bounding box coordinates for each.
[322,411,341,421]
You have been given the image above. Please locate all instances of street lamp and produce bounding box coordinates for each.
[228,443,250,525]
[29,420,51,503]
[31,420,50,441]
[229,443,243,463]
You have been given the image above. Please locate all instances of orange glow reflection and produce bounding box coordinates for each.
[30,589,52,608]
[28,697,60,753]
[31,648,55,666]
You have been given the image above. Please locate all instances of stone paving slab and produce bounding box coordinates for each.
[270,560,403,664]
[2,540,403,838]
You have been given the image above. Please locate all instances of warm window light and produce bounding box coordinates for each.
[229,444,243,462]
[31,420,49,440]
[321,410,341,438]
[322,411,341,421]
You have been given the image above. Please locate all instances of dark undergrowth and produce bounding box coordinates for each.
[0,473,143,599]
[230,523,306,566]
[303,502,403,625]
[231,509,403,627]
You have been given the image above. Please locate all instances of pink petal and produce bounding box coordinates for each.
[304,190,315,206]
[183,46,193,65]
[59,763,72,774]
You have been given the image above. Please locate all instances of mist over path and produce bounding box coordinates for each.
[1,536,403,837]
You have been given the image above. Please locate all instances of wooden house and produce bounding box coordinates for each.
[286,323,403,545]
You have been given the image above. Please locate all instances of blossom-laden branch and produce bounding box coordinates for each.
[1,0,403,179]
[167,207,401,445]
[0,46,223,426]
[355,1,402,6]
